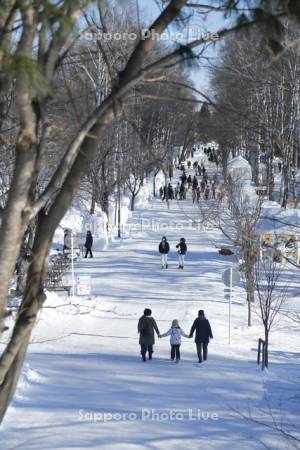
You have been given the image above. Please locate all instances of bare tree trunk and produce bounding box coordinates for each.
[0,144,37,335]
[0,334,32,421]
[281,162,290,208]
[245,259,255,326]
[0,211,49,421]
[0,121,104,421]
[131,194,136,211]
[253,144,260,185]
[90,183,97,215]
[264,329,269,368]
[267,147,275,201]
[153,170,159,197]
[0,2,39,337]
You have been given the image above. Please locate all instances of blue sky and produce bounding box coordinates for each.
[137,0,234,94]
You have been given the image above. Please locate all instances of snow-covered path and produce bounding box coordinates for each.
[1,192,300,450]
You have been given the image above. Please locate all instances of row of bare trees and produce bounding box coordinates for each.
[0,0,299,423]
[208,22,300,206]
[1,0,244,421]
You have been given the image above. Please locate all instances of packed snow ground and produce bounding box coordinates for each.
[1,164,300,450]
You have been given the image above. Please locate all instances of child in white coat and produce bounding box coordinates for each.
[159,319,189,362]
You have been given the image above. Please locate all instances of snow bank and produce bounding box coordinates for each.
[228,155,252,182]
[135,181,153,209]
[14,363,43,401]
[52,173,153,250]
[258,201,300,233]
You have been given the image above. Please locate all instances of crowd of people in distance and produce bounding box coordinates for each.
[159,151,223,205]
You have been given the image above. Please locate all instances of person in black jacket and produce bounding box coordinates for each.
[189,310,213,363]
[176,238,187,269]
[84,230,93,258]
[159,236,170,269]
[138,308,160,361]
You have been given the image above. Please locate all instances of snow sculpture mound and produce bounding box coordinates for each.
[227,156,252,182]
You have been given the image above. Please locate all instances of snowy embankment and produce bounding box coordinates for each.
[1,154,299,450]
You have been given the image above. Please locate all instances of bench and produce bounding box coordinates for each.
[45,284,71,296]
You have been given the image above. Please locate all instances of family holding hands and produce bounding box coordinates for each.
[138,308,213,364]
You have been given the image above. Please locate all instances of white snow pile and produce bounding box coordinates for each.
[258,201,300,233]
[14,363,43,401]
[134,181,153,209]
[51,174,154,249]
[228,155,252,182]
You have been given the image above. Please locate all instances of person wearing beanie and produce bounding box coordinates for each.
[176,238,187,269]
[84,230,93,258]
[138,309,160,362]
[159,319,190,363]
[158,236,170,269]
[189,310,213,363]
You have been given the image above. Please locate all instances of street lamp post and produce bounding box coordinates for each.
[70,230,75,297]
[117,156,121,238]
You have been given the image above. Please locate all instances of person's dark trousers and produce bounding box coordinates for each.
[140,344,153,361]
[171,344,181,361]
[196,343,208,362]
[85,249,93,258]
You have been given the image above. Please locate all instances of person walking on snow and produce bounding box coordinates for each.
[204,184,210,200]
[179,183,186,200]
[175,182,180,200]
[180,172,187,184]
[192,188,197,204]
[212,181,216,199]
[84,230,93,258]
[192,176,198,190]
[63,228,72,255]
[159,186,164,199]
[189,310,213,363]
[159,319,190,362]
[196,186,201,204]
[176,238,187,269]
[138,309,160,361]
[168,183,174,200]
[159,236,170,269]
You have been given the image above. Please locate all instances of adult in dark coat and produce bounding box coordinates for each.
[138,309,160,361]
[159,236,170,269]
[179,183,186,200]
[180,172,187,184]
[84,230,93,258]
[192,176,198,190]
[167,183,174,200]
[63,228,72,254]
[189,310,213,363]
[176,238,187,269]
